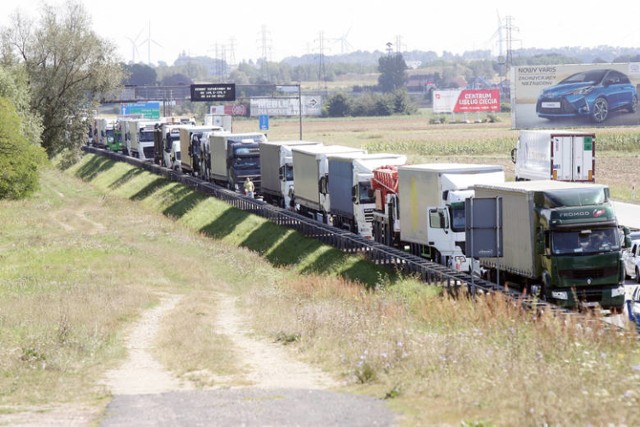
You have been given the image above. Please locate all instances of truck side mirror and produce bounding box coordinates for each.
[535,233,545,255]
[622,226,632,249]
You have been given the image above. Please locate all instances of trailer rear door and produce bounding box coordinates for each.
[552,134,595,182]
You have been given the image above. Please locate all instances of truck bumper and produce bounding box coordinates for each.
[548,284,625,310]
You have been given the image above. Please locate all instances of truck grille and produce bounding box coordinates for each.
[559,267,618,279]
[364,208,374,222]
[536,98,577,115]
[143,146,155,160]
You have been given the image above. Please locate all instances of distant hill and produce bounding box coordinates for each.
[281,46,640,67]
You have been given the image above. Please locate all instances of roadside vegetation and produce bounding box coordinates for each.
[2,154,639,426]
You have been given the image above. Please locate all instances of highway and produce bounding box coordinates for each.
[613,200,640,230]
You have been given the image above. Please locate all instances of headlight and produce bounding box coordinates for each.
[552,291,568,300]
[611,286,625,298]
[571,86,594,96]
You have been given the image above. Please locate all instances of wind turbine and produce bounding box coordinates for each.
[125,30,144,63]
[139,21,162,65]
[332,27,353,54]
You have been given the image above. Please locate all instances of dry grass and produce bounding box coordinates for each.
[243,274,640,426]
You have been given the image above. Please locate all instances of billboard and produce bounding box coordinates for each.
[511,63,640,129]
[250,96,323,117]
[433,89,500,114]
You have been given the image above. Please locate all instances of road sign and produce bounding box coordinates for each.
[190,84,236,102]
[259,115,269,130]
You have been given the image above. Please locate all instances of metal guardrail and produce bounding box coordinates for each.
[82,146,632,331]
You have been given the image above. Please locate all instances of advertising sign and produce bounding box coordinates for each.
[511,63,640,129]
[250,96,323,117]
[210,104,248,116]
[120,101,161,119]
[432,89,500,114]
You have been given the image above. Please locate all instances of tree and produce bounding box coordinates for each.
[0,96,47,199]
[123,63,157,86]
[378,53,407,93]
[326,93,351,117]
[1,0,124,160]
[0,64,43,146]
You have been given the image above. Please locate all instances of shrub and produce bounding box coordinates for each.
[0,97,47,199]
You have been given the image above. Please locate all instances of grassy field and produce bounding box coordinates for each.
[232,111,640,202]
[1,143,640,425]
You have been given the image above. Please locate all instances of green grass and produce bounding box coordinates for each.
[2,150,640,426]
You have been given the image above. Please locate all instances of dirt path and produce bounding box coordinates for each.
[2,292,395,426]
[214,293,338,390]
[100,294,193,395]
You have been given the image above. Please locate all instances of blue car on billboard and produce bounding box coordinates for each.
[536,69,638,123]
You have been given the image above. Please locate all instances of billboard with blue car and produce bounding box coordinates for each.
[511,63,640,129]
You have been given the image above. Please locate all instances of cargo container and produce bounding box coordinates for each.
[372,163,504,270]
[291,145,366,222]
[259,140,323,208]
[328,153,406,238]
[511,130,595,182]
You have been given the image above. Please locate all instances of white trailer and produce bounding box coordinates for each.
[126,118,165,160]
[259,140,323,208]
[511,130,595,182]
[397,163,504,269]
[291,145,366,222]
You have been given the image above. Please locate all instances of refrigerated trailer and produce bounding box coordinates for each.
[511,130,596,182]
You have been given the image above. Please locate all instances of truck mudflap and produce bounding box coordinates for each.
[548,284,625,310]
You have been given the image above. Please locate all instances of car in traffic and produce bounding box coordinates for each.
[536,69,638,123]
[623,232,640,283]
[626,285,640,333]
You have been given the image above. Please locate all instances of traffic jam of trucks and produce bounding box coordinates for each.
[87,117,636,314]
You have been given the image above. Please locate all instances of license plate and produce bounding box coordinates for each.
[542,102,561,109]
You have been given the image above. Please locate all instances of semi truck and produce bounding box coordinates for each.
[205,132,266,191]
[291,144,366,223]
[328,153,407,238]
[152,118,196,168]
[511,130,596,182]
[473,180,628,310]
[259,140,323,208]
[179,125,223,176]
[371,163,505,270]
[125,118,165,160]
[94,117,116,149]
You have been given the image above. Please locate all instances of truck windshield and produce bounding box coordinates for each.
[234,156,259,170]
[140,131,155,142]
[105,129,115,143]
[450,204,465,233]
[358,182,374,204]
[552,228,620,255]
[283,165,294,181]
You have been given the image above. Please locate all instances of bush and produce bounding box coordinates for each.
[0,97,47,199]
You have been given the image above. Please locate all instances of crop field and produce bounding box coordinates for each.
[233,111,640,202]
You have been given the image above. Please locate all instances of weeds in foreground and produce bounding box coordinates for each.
[246,274,640,426]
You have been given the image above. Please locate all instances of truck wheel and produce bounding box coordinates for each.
[591,97,609,123]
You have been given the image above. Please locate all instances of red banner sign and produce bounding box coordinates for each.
[453,89,500,113]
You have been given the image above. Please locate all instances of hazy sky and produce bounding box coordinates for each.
[2,0,639,66]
